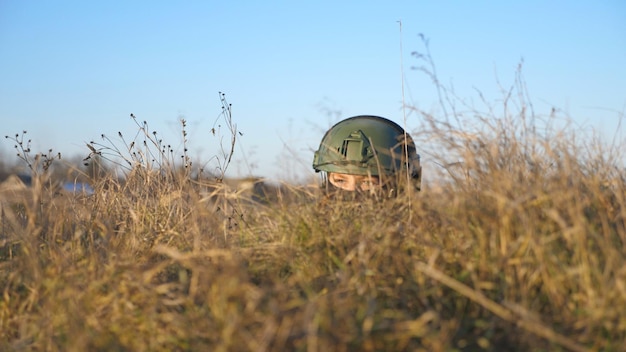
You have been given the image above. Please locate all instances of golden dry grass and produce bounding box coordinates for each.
[1,107,626,351]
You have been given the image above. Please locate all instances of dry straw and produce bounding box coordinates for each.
[1,82,625,351]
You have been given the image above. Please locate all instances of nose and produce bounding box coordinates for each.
[339,176,357,191]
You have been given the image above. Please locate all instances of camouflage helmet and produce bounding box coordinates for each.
[313,115,421,190]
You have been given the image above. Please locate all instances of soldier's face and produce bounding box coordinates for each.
[328,173,380,192]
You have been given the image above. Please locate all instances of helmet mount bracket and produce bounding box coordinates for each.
[340,130,373,163]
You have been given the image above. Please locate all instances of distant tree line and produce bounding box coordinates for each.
[0,149,98,185]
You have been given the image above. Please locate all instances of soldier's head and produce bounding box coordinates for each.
[312,115,421,196]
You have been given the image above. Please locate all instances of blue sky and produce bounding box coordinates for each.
[1,1,625,182]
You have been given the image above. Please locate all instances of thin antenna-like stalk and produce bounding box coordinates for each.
[398,20,412,214]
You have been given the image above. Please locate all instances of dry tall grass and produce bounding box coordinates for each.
[1,98,625,351]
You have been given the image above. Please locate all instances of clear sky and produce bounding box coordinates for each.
[1,1,625,182]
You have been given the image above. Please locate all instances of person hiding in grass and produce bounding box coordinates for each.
[312,115,422,197]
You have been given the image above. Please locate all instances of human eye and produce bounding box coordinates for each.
[330,175,346,185]
[359,177,380,190]
[331,176,344,183]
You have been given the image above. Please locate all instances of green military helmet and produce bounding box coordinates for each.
[313,115,422,190]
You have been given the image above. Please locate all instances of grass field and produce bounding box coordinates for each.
[1,95,625,351]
